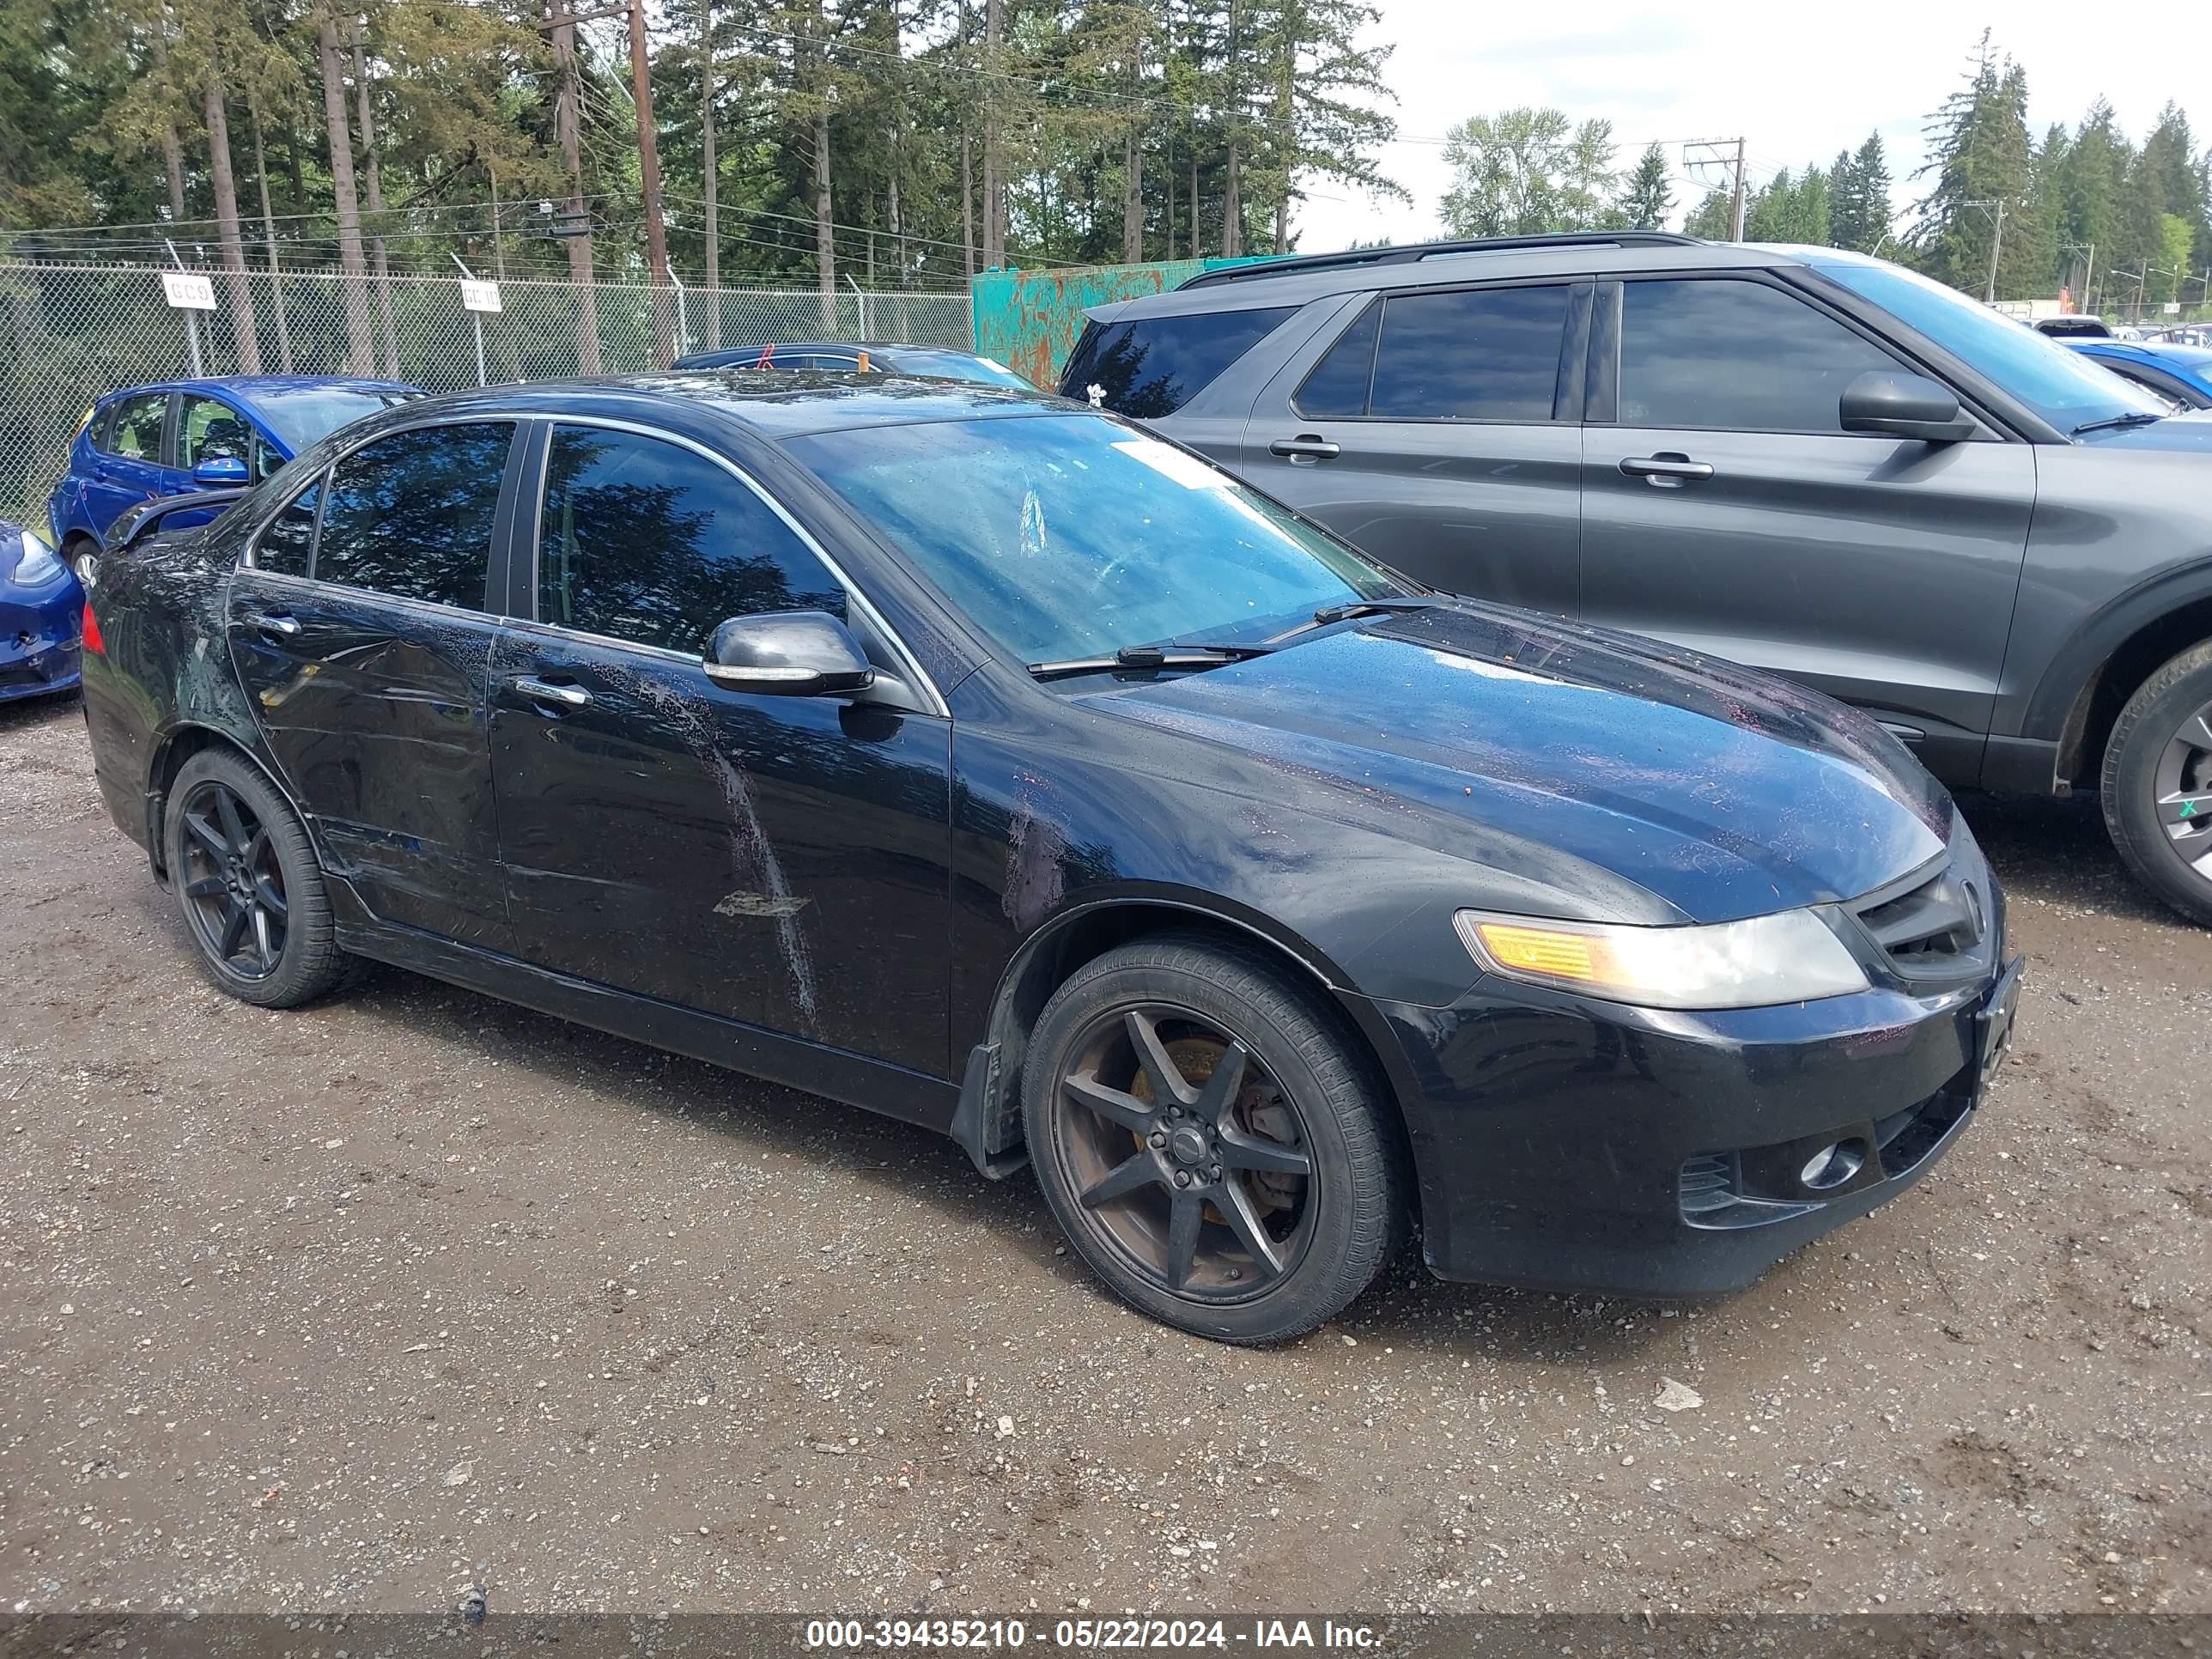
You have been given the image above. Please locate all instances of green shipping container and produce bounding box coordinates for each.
[969,258,1280,391]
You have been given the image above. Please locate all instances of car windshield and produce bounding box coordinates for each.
[250,386,419,453]
[790,413,1400,665]
[1813,258,2168,432]
[889,349,1033,389]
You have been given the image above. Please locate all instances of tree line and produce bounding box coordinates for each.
[0,0,1405,297]
[1444,37,2209,317]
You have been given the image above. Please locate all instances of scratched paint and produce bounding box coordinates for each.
[628,672,821,1030]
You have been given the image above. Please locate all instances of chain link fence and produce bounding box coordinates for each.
[0,262,975,526]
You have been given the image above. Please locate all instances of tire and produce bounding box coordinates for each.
[1022,933,1410,1345]
[165,748,357,1007]
[2100,639,2212,927]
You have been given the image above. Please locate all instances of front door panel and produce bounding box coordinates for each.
[1579,431,2035,759]
[227,570,510,945]
[488,623,953,1078]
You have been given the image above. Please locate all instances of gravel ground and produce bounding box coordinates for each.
[3,691,2208,1618]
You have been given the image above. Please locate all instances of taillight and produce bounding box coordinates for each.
[80,601,104,655]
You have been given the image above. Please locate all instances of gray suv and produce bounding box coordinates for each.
[1061,232,2212,924]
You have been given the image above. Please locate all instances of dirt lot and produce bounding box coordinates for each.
[3,690,2209,1619]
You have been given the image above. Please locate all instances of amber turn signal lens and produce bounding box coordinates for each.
[1470,921,1602,982]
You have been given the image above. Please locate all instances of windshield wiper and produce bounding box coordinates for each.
[1026,642,1272,682]
[1263,596,1442,644]
[2072,410,2163,435]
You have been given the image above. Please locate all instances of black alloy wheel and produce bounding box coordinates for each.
[2103,640,2212,927]
[177,777,289,980]
[164,749,357,1007]
[1024,934,1408,1345]
[1054,1002,1316,1299]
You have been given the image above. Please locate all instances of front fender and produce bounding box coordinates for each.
[2017,554,2212,744]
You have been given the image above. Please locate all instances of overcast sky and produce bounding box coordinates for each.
[1292,1,2208,252]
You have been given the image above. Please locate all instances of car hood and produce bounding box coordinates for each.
[1078,603,1953,926]
[2080,409,2212,451]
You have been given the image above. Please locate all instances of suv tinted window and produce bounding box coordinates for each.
[314,423,511,609]
[1369,286,1569,421]
[253,473,321,576]
[1060,307,1294,416]
[102,393,168,462]
[1619,278,1900,432]
[537,424,844,653]
[1294,301,1381,418]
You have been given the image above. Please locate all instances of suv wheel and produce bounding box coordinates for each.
[1022,933,1409,1345]
[2100,639,2212,926]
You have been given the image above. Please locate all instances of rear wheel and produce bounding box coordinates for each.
[165,750,356,1007]
[1023,933,1408,1345]
[2101,640,2212,927]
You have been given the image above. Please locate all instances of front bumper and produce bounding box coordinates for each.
[1370,939,2020,1299]
[0,586,82,703]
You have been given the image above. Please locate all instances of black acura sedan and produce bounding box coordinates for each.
[80,374,2021,1344]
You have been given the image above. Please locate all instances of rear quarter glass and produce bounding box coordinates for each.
[1060,307,1295,416]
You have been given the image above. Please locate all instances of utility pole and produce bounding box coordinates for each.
[1728,136,1746,241]
[699,0,718,340]
[1984,198,2004,303]
[628,0,674,364]
[545,0,605,371]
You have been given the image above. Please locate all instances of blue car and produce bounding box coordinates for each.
[2062,338,2212,411]
[0,520,84,703]
[46,376,422,566]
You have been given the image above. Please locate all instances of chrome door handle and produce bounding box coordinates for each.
[1619,454,1714,483]
[1269,435,1342,460]
[243,611,301,639]
[511,676,590,708]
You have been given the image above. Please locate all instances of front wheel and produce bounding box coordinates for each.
[165,749,357,1007]
[1022,934,1409,1345]
[2101,640,2212,927]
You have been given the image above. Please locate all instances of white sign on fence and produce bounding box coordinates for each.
[161,271,216,311]
[459,279,503,314]
[2165,301,2183,315]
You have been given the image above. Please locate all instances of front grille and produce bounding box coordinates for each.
[1844,836,1996,984]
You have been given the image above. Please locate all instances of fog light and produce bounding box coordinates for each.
[1799,1141,1865,1191]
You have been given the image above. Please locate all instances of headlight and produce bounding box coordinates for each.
[10,526,66,588]
[1455,907,1869,1010]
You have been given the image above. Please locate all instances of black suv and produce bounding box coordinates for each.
[1061,233,2212,924]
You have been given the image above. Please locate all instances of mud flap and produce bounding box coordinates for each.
[950,1041,1030,1181]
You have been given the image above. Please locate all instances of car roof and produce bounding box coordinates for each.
[1085,235,1818,322]
[392,370,1074,440]
[103,374,421,404]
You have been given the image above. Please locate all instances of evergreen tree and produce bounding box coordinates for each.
[1682,185,1732,240]
[1912,32,2033,297]
[1613,142,1672,230]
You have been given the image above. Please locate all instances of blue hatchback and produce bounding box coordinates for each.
[46,376,422,560]
[2062,339,2212,411]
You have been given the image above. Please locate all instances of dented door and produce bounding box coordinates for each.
[487,621,953,1076]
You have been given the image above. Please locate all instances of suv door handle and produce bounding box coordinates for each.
[510,675,590,709]
[1620,453,1714,484]
[1270,435,1342,460]
[242,611,301,639]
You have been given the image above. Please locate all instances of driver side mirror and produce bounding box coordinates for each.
[191,454,251,486]
[1838,371,1978,442]
[703,610,875,697]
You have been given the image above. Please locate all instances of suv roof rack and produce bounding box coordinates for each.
[1178,231,1705,290]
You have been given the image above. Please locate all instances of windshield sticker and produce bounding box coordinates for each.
[1112,436,1231,489]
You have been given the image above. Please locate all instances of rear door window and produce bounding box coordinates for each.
[102,393,170,462]
[1366,285,1571,422]
[1617,277,1902,432]
[313,422,513,611]
[1060,307,1295,416]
